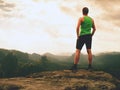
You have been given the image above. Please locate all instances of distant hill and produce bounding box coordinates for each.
[0,49,30,63]
[28,53,41,61]
[93,52,120,79]
[0,48,120,79]
[1,48,119,65]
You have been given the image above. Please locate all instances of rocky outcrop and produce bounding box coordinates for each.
[28,70,118,90]
[0,70,120,90]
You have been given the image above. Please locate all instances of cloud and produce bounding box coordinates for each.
[44,28,60,38]
[60,6,79,18]
[0,0,16,18]
[0,0,15,12]
[59,0,83,18]
[88,0,120,27]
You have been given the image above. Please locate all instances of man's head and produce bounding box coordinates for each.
[82,7,89,15]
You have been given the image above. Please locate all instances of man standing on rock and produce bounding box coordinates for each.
[71,7,96,72]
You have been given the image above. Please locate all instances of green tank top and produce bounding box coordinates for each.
[80,16,92,36]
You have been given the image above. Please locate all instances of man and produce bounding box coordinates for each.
[71,7,96,72]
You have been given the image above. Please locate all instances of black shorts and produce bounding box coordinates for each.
[76,34,92,50]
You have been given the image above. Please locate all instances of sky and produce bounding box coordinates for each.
[0,0,120,55]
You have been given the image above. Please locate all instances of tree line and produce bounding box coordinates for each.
[0,49,120,80]
[0,52,70,78]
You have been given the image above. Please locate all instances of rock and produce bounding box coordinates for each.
[0,83,22,90]
[0,69,120,90]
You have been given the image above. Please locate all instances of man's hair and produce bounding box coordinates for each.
[82,7,89,15]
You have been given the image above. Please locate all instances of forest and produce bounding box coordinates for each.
[0,49,120,80]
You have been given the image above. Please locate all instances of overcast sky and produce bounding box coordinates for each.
[0,0,120,55]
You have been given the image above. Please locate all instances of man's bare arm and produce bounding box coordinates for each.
[91,19,96,36]
[76,18,82,38]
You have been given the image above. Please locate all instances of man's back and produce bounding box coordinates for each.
[80,16,93,36]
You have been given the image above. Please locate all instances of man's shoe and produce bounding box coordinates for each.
[70,64,77,73]
[87,64,93,71]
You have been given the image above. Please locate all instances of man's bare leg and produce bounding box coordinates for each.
[74,49,80,64]
[87,49,92,69]
[70,49,80,72]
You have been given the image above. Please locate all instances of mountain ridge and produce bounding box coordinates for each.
[0,48,120,79]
